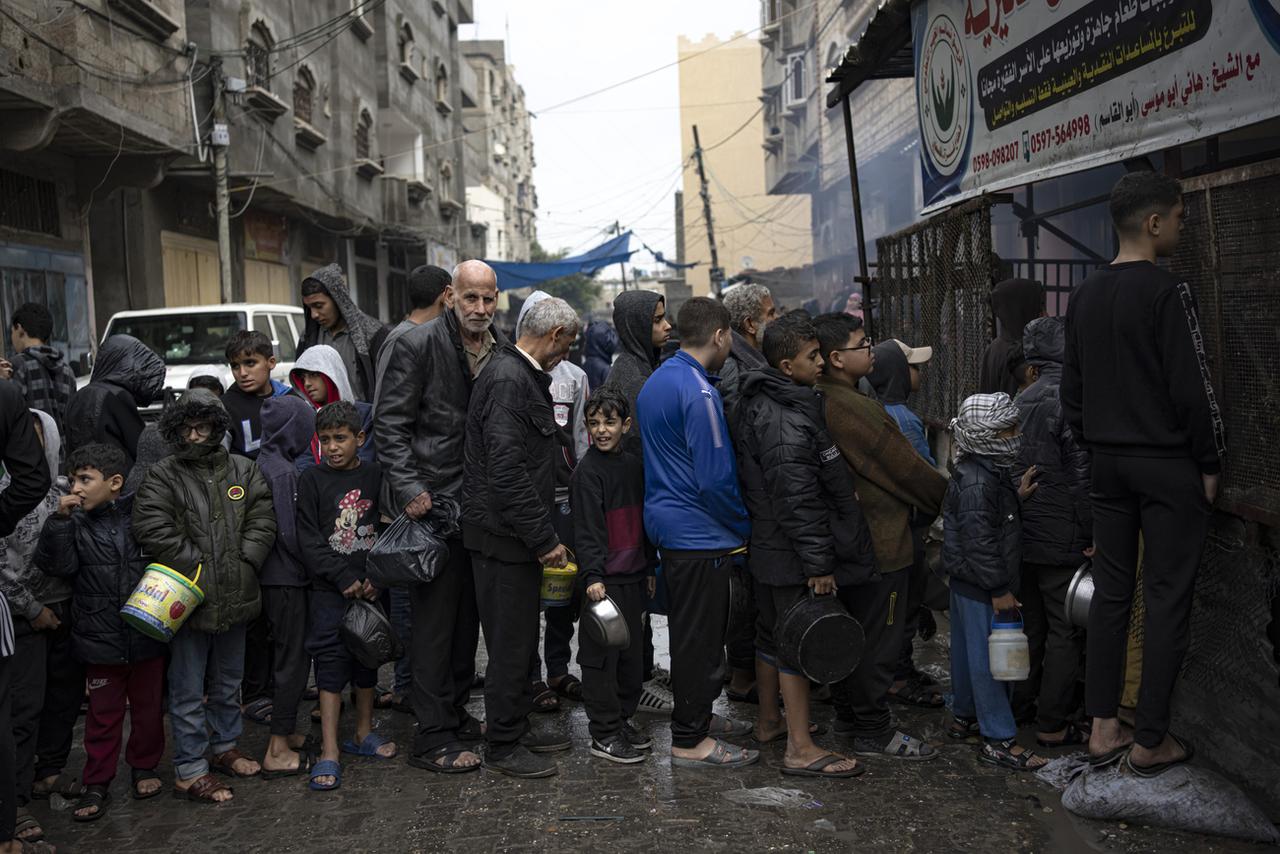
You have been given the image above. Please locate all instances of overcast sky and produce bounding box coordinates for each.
[461,1,759,274]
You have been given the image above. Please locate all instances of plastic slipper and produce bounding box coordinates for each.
[948,716,980,740]
[530,681,560,713]
[211,747,260,778]
[341,732,397,759]
[131,767,163,800]
[407,742,482,775]
[308,759,342,791]
[372,685,396,709]
[781,753,865,779]
[1125,735,1194,778]
[549,674,583,701]
[1037,722,1090,748]
[725,685,760,704]
[242,697,273,725]
[30,771,85,800]
[1087,743,1132,767]
[853,730,939,761]
[72,785,111,823]
[259,751,317,780]
[708,714,753,738]
[14,808,43,842]
[888,677,944,708]
[172,774,233,803]
[671,739,760,769]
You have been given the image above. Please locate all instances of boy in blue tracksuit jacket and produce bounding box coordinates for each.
[636,298,756,771]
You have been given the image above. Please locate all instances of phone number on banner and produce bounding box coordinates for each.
[971,114,1095,174]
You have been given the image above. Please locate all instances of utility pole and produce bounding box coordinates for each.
[691,125,722,297]
[210,56,233,304]
[612,220,628,292]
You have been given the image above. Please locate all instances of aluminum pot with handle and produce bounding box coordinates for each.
[776,591,865,684]
[582,595,631,650]
[1064,560,1094,629]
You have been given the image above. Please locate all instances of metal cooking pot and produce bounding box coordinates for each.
[776,592,865,684]
[583,595,631,650]
[1065,560,1093,629]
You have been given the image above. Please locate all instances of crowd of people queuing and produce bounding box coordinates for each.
[0,170,1223,851]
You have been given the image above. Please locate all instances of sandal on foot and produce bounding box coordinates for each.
[211,747,260,778]
[372,685,396,709]
[456,716,486,745]
[408,742,482,775]
[888,677,944,708]
[671,739,760,769]
[308,759,342,791]
[1037,722,1090,748]
[708,714,753,739]
[30,771,85,800]
[14,808,43,842]
[853,730,939,761]
[242,697,273,725]
[781,753,865,779]
[530,681,560,713]
[73,784,111,822]
[341,732,397,759]
[259,751,317,780]
[1125,735,1194,778]
[948,716,981,740]
[1087,743,1133,767]
[725,685,760,704]
[131,767,163,800]
[173,773,233,803]
[979,739,1047,771]
[549,674,583,701]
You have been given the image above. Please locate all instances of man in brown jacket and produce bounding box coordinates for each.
[812,313,948,761]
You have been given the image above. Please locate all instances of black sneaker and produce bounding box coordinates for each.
[483,744,557,778]
[590,734,644,764]
[621,720,653,750]
[520,728,572,753]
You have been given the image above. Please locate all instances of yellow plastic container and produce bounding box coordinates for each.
[120,563,204,642]
[539,553,578,608]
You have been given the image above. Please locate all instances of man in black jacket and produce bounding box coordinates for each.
[374,259,502,774]
[462,296,581,779]
[1010,317,1092,746]
[735,314,870,778]
[1063,171,1225,774]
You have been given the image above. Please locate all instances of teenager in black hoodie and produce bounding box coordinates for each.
[1063,171,1224,775]
[604,290,671,457]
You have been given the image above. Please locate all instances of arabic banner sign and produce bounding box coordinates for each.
[912,0,1280,210]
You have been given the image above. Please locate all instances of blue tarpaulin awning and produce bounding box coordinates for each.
[486,231,635,291]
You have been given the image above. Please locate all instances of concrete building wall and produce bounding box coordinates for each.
[679,32,812,298]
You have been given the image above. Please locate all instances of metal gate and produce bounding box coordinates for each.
[873,196,999,427]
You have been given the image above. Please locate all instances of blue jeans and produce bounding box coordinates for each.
[390,587,412,696]
[168,625,247,781]
[948,589,1016,742]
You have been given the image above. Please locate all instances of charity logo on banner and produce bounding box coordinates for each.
[912,0,1280,210]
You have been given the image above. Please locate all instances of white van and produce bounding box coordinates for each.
[84,303,305,411]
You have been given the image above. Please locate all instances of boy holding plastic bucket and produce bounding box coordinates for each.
[36,443,167,820]
[132,389,276,803]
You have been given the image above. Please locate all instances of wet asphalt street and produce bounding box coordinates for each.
[29,615,1263,853]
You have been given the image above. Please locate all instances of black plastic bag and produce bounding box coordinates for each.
[339,599,404,670]
[366,509,452,588]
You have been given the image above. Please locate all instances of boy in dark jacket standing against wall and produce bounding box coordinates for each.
[37,444,167,820]
[1010,317,1092,746]
[297,402,396,791]
[1063,171,1224,774]
[572,388,655,765]
[133,389,276,803]
[943,393,1045,771]
[254,394,317,778]
[735,314,869,779]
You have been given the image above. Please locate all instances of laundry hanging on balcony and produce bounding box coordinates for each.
[486,231,635,291]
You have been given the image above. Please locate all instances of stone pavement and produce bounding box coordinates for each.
[31,616,1261,853]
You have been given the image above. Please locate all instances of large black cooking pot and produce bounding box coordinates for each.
[777,592,865,684]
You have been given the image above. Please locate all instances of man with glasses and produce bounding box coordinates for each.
[811,314,946,761]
